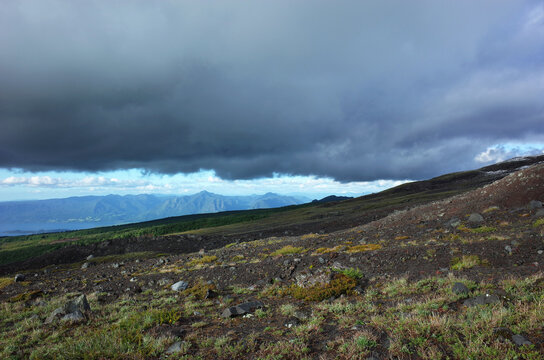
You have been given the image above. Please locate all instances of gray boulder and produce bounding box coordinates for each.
[528,200,542,210]
[463,294,500,307]
[451,282,469,295]
[295,270,333,288]
[45,294,91,324]
[171,281,189,292]
[222,301,264,318]
[14,274,25,282]
[61,310,85,323]
[535,209,544,218]
[64,295,91,314]
[467,213,484,225]
[512,334,532,346]
[445,217,461,228]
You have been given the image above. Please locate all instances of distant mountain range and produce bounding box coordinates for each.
[0,191,310,236]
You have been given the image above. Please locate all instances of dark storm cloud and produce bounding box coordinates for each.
[1,0,543,181]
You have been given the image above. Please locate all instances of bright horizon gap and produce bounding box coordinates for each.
[0,168,412,202]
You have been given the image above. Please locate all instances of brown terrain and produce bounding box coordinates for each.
[1,156,544,359]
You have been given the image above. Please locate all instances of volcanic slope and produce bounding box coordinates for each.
[1,158,544,359]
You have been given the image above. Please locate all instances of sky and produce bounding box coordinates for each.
[1,1,543,201]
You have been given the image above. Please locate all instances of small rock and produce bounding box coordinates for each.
[64,294,91,314]
[538,250,543,255]
[157,278,170,286]
[493,327,513,340]
[446,217,461,228]
[528,200,543,210]
[14,274,25,282]
[463,294,500,307]
[86,255,94,260]
[61,310,85,323]
[222,301,264,318]
[332,261,347,270]
[318,257,325,264]
[512,334,532,346]
[293,310,311,320]
[45,307,65,324]
[468,213,484,225]
[205,289,217,299]
[81,262,90,269]
[451,282,469,295]
[504,245,512,255]
[295,269,333,288]
[284,316,300,328]
[171,281,189,292]
[166,341,183,354]
[111,263,120,269]
[535,209,544,218]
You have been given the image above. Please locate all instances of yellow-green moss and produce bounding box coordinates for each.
[533,218,544,227]
[187,255,217,267]
[271,245,305,256]
[9,290,43,303]
[450,255,482,270]
[346,244,382,253]
[282,274,357,301]
[182,279,217,300]
[0,277,13,290]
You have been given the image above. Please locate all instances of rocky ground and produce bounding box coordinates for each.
[1,164,544,359]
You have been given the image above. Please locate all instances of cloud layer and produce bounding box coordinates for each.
[1,1,543,181]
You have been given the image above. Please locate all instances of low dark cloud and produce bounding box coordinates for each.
[1,1,543,181]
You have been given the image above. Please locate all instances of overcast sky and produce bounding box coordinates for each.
[1,1,543,200]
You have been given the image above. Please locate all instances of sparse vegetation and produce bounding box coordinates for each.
[271,245,305,256]
[451,255,483,270]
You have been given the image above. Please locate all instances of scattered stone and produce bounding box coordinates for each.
[467,213,484,225]
[222,301,264,318]
[111,263,120,269]
[171,281,189,292]
[446,217,461,228]
[65,294,91,314]
[332,261,347,270]
[451,282,469,295]
[293,310,311,320]
[61,310,85,323]
[512,334,532,346]
[493,328,533,346]
[86,255,94,260]
[284,317,300,328]
[45,308,65,324]
[205,289,217,299]
[493,327,513,340]
[81,262,90,269]
[504,245,512,255]
[166,341,183,354]
[318,257,325,264]
[295,269,333,288]
[538,250,543,255]
[528,200,543,209]
[157,278,170,287]
[14,274,25,282]
[45,294,91,324]
[535,209,544,218]
[463,294,500,307]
